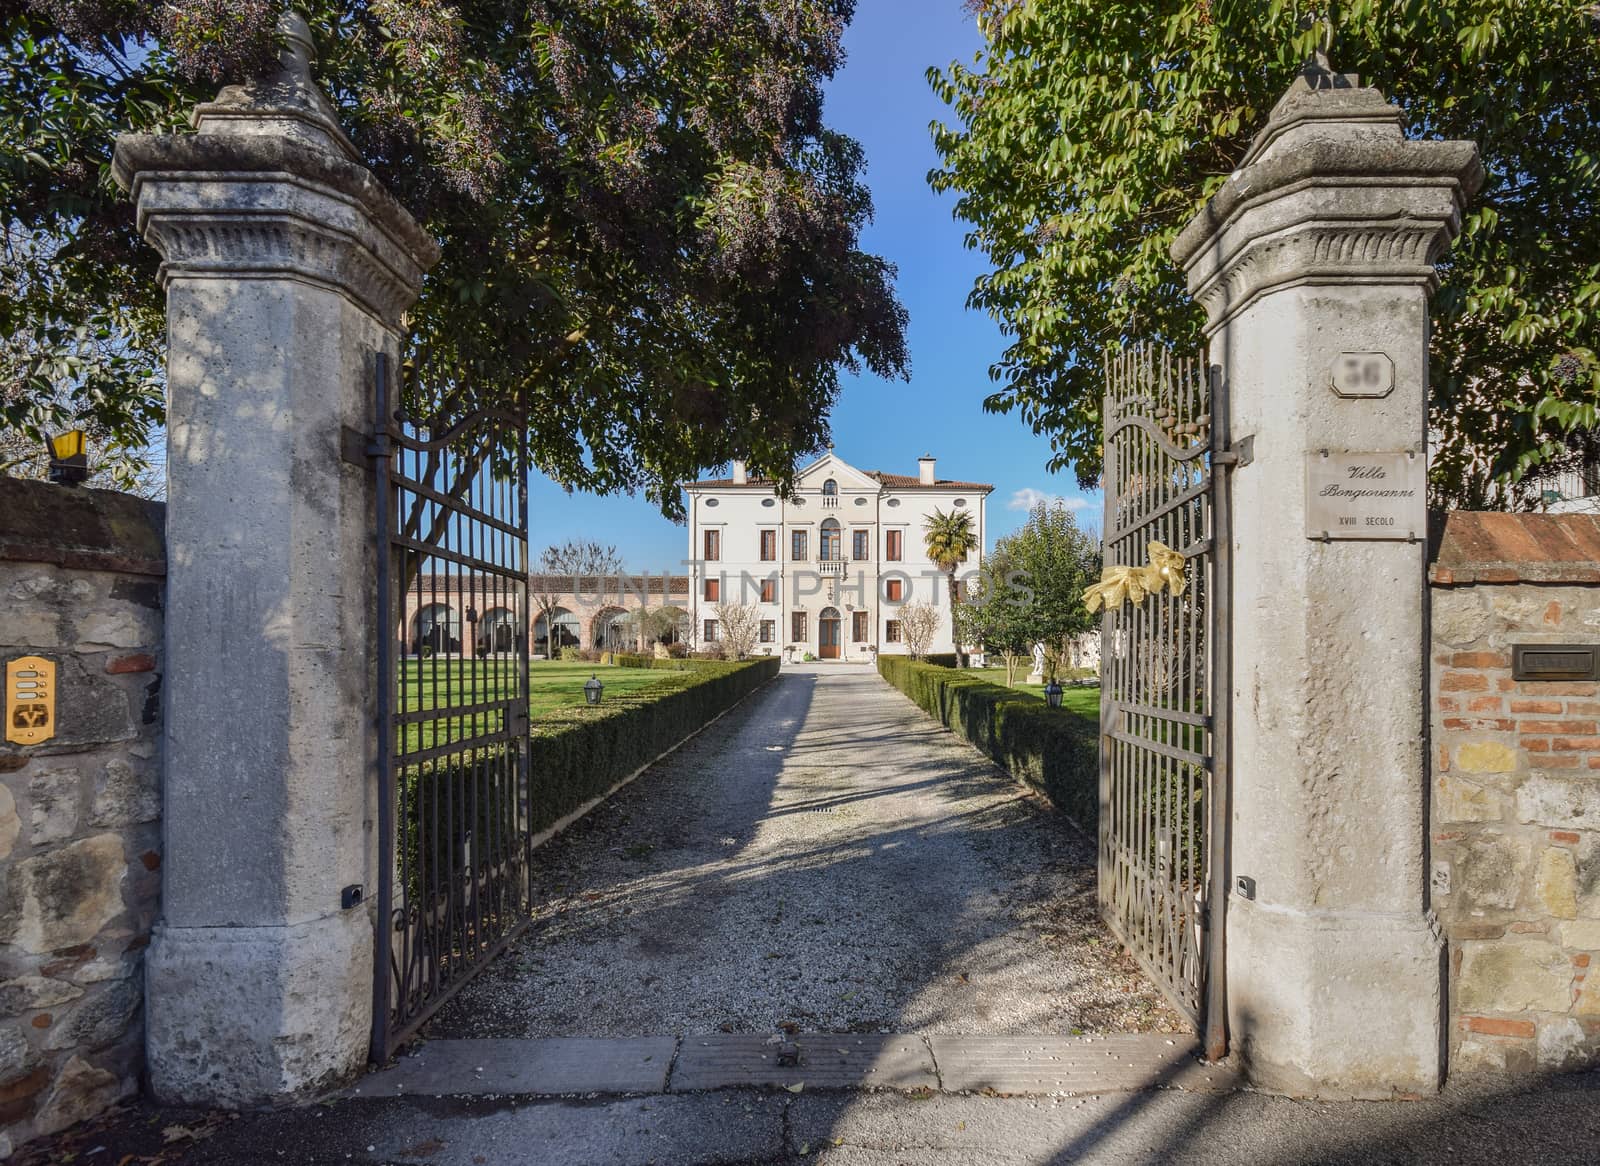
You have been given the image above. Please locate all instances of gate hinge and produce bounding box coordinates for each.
[1213,434,1254,469]
[507,707,530,736]
[341,424,393,468]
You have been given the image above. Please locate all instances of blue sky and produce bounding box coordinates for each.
[527,2,1099,571]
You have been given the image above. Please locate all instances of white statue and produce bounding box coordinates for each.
[1027,641,1046,683]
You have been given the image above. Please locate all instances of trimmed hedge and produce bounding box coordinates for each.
[529,655,779,832]
[877,655,1099,831]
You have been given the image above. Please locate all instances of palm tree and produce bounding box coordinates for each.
[922,507,979,667]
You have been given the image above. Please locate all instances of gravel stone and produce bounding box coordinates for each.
[428,663,1181,1040]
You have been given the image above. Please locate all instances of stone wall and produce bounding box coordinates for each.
[1429,511,1600,1075]
[0,477,164,1156]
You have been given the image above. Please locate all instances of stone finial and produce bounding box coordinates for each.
[1171,68,1483,333]
[190,9,361,164]
[111,9,438,328]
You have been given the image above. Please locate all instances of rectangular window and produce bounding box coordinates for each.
[852,611,869,642]
[886,529,903,561]
[885,578,904,602]
[704,619,718,642]
[760,529,776,561]
[791,530,808,561]
[885,620,902,643]
[853,530,869,561]
[704,529,720,561]
[759,620,775,643]
[704,577,719,602]
[760,578,775,603]
[792,611,808,642]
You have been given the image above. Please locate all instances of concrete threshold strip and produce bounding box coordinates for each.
[351,1033,1236,1101]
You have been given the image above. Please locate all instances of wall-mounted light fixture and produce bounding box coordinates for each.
[48,430,89,486]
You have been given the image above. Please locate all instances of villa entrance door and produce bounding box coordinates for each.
[818,607,842,659]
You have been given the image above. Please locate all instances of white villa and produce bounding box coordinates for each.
[685,451,992,660]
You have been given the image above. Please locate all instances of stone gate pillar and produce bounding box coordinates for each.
[112,15,438,1105]
[1172,62,1481,1097]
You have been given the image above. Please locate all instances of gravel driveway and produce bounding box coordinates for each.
[428,663,1182,1040]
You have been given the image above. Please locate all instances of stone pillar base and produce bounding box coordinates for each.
[144,911,371,1107]
[1228,902,1444,1098]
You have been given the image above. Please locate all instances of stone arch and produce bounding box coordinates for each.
[655,605,690,645]
[591,606,632,653]
[533,606,581,657]
[412,603,460,655]
[476,606,517,654]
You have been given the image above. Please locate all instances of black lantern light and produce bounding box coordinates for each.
[1044,678,1064,709]
[584,674,604,705]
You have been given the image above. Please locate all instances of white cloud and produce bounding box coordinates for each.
[1007,487,1091,513]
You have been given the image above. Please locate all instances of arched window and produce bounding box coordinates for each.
[413,604,461,655]
[820,517,842,561]
[822,478,838,495]
[533,607,581,657]
[593,607,633,652]
[476,608,516,654]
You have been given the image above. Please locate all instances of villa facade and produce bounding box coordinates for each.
[685,452,992,660]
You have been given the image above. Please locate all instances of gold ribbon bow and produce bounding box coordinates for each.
[1082,541,1188,613]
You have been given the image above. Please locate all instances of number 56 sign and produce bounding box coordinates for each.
[1330,352,1394,399]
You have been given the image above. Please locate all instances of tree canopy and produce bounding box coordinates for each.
[930,1,1599,506]
[986,499,1099,677]
[1,1,908,515]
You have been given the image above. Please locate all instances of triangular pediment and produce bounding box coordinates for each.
[794,451,880,491]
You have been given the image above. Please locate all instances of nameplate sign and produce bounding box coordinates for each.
[1306,451,1425,540]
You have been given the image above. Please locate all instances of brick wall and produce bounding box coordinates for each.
[1429,511,1600,1074]
[0,478,164,1156]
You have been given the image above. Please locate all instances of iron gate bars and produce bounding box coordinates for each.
[1098,344,1231,1058]
[371,352,533,1062]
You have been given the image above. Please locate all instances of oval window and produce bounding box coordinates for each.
[854,497,867,506]
[953,498,967,508]
[886,498,901,508]
[704,497,719,508]
[761,497,776,508]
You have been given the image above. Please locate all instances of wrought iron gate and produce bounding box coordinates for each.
[371,353,533,1061]
[1098,345,1232,1058]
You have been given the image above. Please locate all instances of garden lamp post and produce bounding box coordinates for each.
[584,674,604,705]
[1044,678,1064,709]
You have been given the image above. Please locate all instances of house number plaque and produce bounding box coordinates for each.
[1306,450,1425,541]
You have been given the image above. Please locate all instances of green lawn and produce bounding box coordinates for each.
[969,667,1100,720]
[397,659,675,752]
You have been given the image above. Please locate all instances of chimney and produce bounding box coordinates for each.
[731,459,747,485]
[917,454,936,486]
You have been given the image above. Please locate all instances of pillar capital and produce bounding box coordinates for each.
[112,12,437,329]
[1172,62,1483,333]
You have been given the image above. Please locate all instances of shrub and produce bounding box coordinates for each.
[598,651,613,666]
[398,743,520,904]
[529,656,780,833]
[877,655,1099,831]
[924,652,958,668]
[560,646,584,662]
[666,641,689,658]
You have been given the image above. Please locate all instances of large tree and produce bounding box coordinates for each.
[1,1,908,511]
[996,500,1099,680]
[930,1,1599,507]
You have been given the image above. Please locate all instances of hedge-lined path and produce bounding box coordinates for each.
[427,662,1181,1040]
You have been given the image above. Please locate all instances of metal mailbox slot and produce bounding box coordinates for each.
[1511,644,1599,682]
